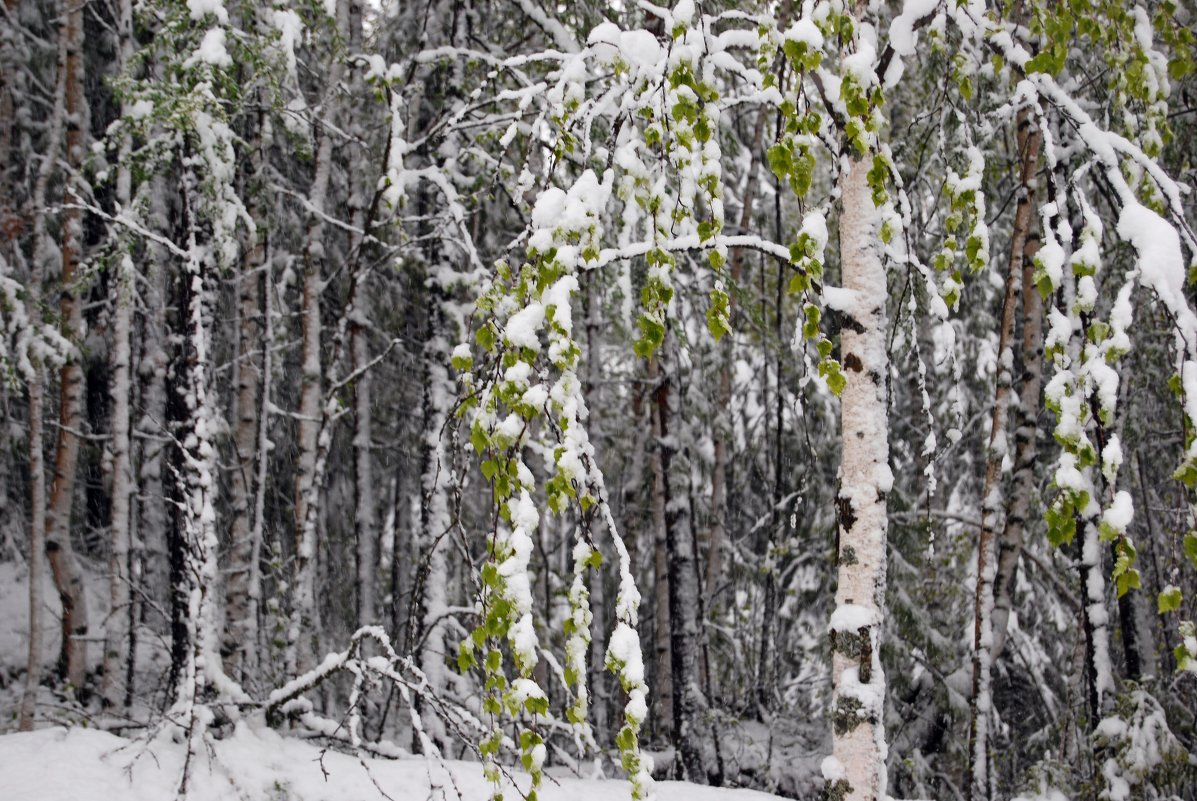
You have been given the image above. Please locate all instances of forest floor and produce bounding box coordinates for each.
[0,725,788,801]
[0,561,813,800]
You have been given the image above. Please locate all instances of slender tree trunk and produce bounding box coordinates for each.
[173,173,249,796]
[138,234,171,636]
[991,117,1043,662]
[18,0,68,725]
[352,293,377,626]
[827,154,890,801]
[101,0,136,709]
[581,269,610,742]
[19,368,46,729]
[1079,519,1114,727]
[246,254,274,672]
[102,255,134,709]
[969,107,1040,801]
[342,0,376,631]
[653,343,707,783]
[224,226,263,676]
[415,293,453,751]
[45,0,89,692]
[288,128,331,676]
[648,355,674,735]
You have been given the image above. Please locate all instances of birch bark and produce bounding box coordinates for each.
[991,116,1043,662]
[827,155,890,801]
[969,107,1040,801]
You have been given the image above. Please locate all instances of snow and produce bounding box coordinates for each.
[193,28,232,68]
[671,0,695,28]
[588,25,662,70]
[889,0,938,57]
[505,302,545,350]
[126,99,154,120]
[1101,490,1134,535]
[1118,202,1197,341]
[820,755,846,782]
[783,19,824,49]
[842,41,877,87]
[187,0,227,23]
[829,603,878,632]
[620,30,664,70]
[0,726,786,801]
[606,623,645,687]
[544,274,579,333]
[531,187,568,231]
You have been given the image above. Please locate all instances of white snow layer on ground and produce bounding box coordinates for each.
[0,726,788,801]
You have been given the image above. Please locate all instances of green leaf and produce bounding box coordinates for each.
[1184,532,1197,570]
[1173,461,1197,488]
[803,303,820,340]
[766,143,791,182]
[1116,568,1141,598]
[1158,586,1183,614]
[792,148,814,198]
[481,459,498,481]
[788,272,810,295]
[457,641,476,672]
[471,423,489,454]
[824,362,846,396]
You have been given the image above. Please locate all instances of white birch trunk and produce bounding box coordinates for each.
[826,156,890,801]
[417,316,453,748]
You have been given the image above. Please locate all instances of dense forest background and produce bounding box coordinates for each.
[2,1,1197,800]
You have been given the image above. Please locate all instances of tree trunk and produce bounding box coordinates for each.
[1079,519,1114,727]
[581,269,610,742]
[101,0,136,709]
[653,343,707,783]
[137,232,172,638]
[352,292,377,626]
[827,154,890,801]
[288,128,330,677]
[416,311,453,751]
[648,355,673,735]
[969,107,1040,801]
[224,226,263,677]
[991,113,1043,662]
[19,368,46,729]
[101,254,133,709]
[45,0,89,693]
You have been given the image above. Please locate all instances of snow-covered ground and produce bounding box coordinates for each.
[0,725,789,801]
